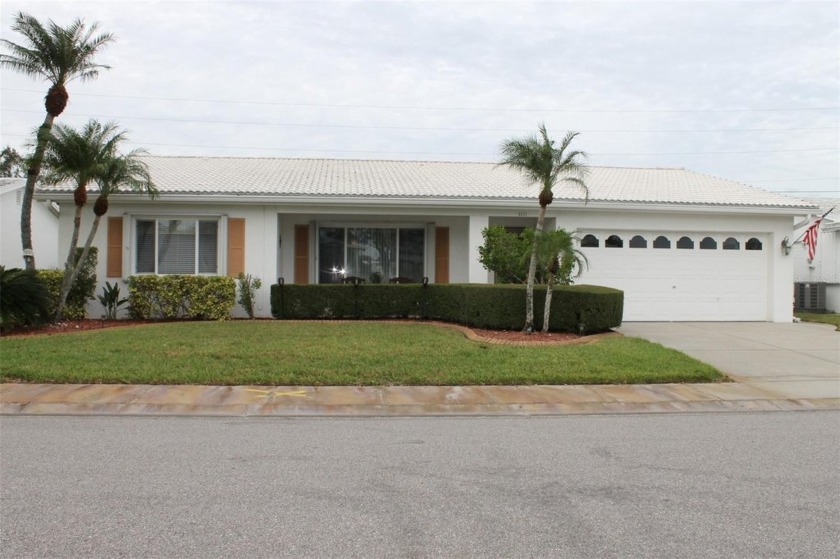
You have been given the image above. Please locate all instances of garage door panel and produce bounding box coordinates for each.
[580,233,768,321]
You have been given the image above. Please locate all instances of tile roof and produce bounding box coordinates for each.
[35,156,817,209]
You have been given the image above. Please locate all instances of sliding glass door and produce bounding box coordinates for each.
[318,226,425,283]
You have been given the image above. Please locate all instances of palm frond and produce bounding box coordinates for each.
[0,12,113,86]
[41,119,126,189]
[499,123,590,202]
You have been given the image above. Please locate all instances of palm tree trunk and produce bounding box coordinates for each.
[524,205,547,332]
[56,214,102,320]
[542,273,555,333]
[20,114,56,271]
[55,201,87,320]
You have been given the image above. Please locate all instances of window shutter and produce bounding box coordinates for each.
[435,227,449,284]
[227,218,245,277]
[294,225,309,284]
[106,217,123,278]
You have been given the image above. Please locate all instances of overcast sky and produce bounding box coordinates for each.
[1,0,838,198]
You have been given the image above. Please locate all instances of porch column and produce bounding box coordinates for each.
[467,214,490,284]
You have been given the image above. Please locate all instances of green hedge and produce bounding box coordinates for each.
[36,247,98,320]
[271,283,623,333]
[128,275,236,320]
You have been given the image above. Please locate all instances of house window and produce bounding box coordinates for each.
[605,235,623,248]
[629,235,647,248]
[746,238,762,250]
[581,234,599,247]
[723,237,740,250]
[135,218,219,274]
[677,236,694,249]
[318,226,425,284]
[653,235,671,249]
[700,237,717,250]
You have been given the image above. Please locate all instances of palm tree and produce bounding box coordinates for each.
[535,230,588,333]
[39,120,141,319]
[0,12,114,270]
[498,124,589,333]
[71,150,157,316]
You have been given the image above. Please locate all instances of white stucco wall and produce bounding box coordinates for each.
[1,185,60,270]
[53,196,798,322]
[55,200,275,319]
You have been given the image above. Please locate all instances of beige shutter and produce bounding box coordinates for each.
[106,217,123,278]
[227,218,245,277]
[435,227,449,284]
[294,225,310,284]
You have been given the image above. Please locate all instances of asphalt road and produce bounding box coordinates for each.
[1,412,838,558]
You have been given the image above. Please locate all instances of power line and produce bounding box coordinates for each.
[2,87,838,113]
[2,108,836,134]
[1,132,836,157]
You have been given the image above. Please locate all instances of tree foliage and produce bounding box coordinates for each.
[41,120,155,319]
[498,124,589,332]
[479,226,586,287]
[0,12,114,270]
[0,146,25,177]
[0,266,52,331]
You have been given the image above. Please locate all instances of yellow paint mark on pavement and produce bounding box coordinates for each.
[243,389,308,399]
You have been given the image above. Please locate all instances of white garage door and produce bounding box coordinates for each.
[579,232,768,321]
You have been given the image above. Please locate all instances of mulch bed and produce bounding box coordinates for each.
[1,319,582,344]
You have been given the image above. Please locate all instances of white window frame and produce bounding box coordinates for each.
[130,215,227,276]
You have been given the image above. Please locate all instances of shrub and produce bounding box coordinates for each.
[97,282,129,320]
[236,273,262,318]
[35,247,98,320]
[128,275,236,320]
[271,283,623,333]
[0,266,52,331]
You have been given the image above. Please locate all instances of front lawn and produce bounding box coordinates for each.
[0,321,724,385]
[795,312,840,331]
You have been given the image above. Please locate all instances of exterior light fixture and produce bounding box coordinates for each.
[780,236,792,256]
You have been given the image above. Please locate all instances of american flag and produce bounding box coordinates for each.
[803,218,822,262]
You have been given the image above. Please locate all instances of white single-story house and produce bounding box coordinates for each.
[34,156,817,322]
[1,178,60,270]
[793,198,840,312]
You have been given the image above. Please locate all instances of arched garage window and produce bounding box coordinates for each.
[677,236,694,249]
[700,237,717,250]
[581,234,599,247]
[653,235,671,249]
[605,235,623,248]
[723,237,740,250]
[629,235,647,248]
[746,238,763,250]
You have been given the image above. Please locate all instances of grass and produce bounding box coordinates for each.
[795,312,840,331]
[0,321,724,386]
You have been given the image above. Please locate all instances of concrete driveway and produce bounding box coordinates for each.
[618,322,840,400]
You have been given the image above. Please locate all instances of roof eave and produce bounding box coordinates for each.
[35,191,817,216]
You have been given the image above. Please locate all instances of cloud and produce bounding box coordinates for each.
[0,0,837,196]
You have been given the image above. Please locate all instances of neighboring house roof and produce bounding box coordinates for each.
[35,156,817,210]
[802,197,839,219]
[798,197,840,232]
[0,177,26,195]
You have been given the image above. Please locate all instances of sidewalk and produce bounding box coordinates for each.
[2,382,838,417]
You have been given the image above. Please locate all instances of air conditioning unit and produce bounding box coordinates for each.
[794,282,827,312]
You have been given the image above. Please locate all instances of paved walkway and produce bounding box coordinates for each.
[1,381,837,417]
[2,322,837,417]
